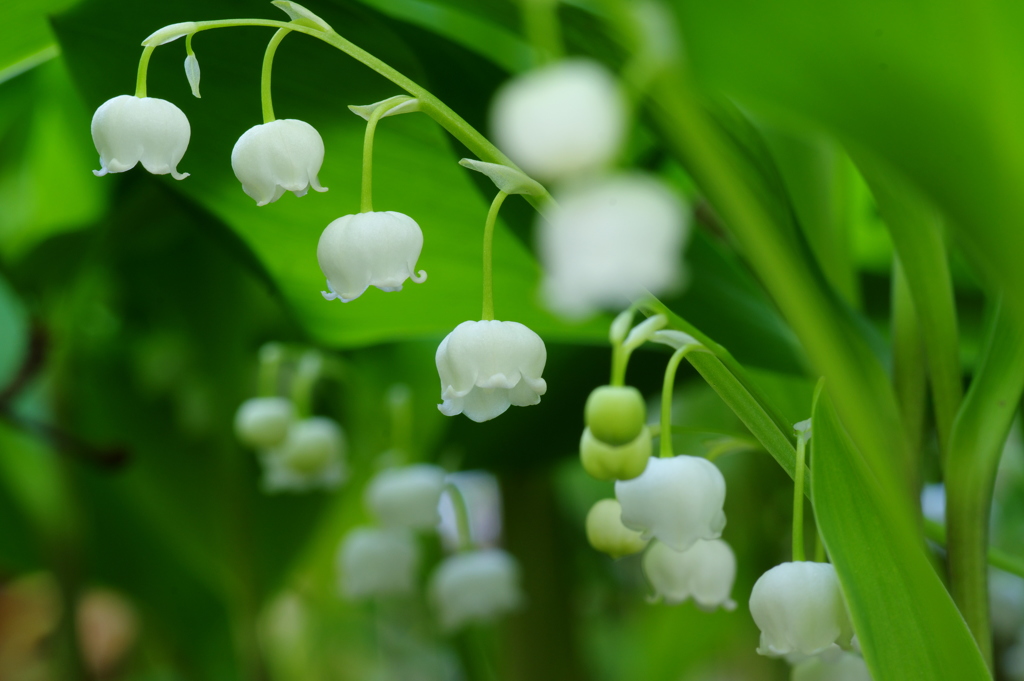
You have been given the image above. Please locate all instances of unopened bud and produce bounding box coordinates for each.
[586,499,647,558]
[585,385,646,445]
[580,426,651,481]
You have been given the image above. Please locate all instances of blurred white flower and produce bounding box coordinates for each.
[791,651,872,681]
[586,498,648,559]
[438,471,503,550]
[643,539,736,610]
[338,527,420,600]
[580,426,651,481]
[991,569,1024,637]
[490,59,625,181]
[234,397,294,449]
[365,464,447,530]
[749,561,852,657]
[435,320,547,422]
[430,549,522,631]
[317,211,427,302]
[261,417,346,493]
[615,455,726,552]
[920,483,945,525]
[539,174,689,318]
[91,95,190,179]
[231,119,327,206]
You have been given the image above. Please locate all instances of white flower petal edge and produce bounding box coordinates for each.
[91,95,190,180]
[317,211,427,303]
[643,539,736,611]
[791,651,872,681]
[614,455,726,552]
[429,549,522,631]
[749,561,853,658]
[540,173,689,318]
[490,59,626,181]
[435,320,547,422]
[230,119,328,206]
[337,527,420,600]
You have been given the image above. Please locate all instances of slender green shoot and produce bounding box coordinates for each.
[260,28,291,123]
[481,191,508,321]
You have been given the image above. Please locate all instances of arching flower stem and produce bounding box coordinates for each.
[135,18,553,210]
[289,350,323,419]
[134,44,155,97]
[659,343,701,458]
[481,191,508,321]
[445,481,473,552]
[792,429,810,562]
[257,342,284,397]
[359,97,408,213]
[260,28,291,123]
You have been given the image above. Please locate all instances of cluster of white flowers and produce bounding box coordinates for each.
[490,59,691,318]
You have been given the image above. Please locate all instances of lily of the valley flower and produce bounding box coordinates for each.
[586,498,648,558]
[792,651,872,681]
[231,119,328,205]
[539,173,689,318]
[261,417,346,493]
[490,59,626,181]
[749,561,853,658]
[435,320,547,422]
[615,455,727,552]
[643,539,737,611]
[580,426,651,481]
[337,527,420,600]
[429,549,522,631]
[317,211,427,302]
[365,464,447,530]
[234,396,294,449]
[91,95,190,179]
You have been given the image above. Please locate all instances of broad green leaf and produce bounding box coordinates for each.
[811,390,990,681]
[0,0,84,82]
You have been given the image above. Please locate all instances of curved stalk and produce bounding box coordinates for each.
[481,191,508,320]
[659,345,700,458]
[134,44,155,97]
[445,481,473,551]
[260,28,291,123]
[360,97,409,213]
[792,433,808,561]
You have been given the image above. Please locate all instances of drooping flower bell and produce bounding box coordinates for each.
[585,498,648,558]
[435,320,547,422]
[231,119,328,206]
[261,416,346,493]
[317,211,427,302]
[643,539,737,611]
[792,651,872,681]
[749,561,853,657]
[429,549,522,631]
[91,95,190,179]
[234,396,295,449]
[337,527,420,600]
[579,426,651,481]
[365,464,447,531]
[539,173,689,318]
[490,59,626,181]
[615,455,726,552]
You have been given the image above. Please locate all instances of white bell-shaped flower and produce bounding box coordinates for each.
[365,464,447,530]
[230,119,328,206]
[490,59,626,181]
[643,539,736,610]
[586,498,648,558]
[749,561,853,657]
[792,651,872,681]
[317,211,427,302]
[429,549,522,631]
[337,527,420,600]
[261,417,346,493]
[615,455,726,552]
[234,397,294,449]
[435,320,547,422]
[91,95,190,179]
[539,173,689,318]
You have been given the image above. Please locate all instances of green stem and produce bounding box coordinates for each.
[445,481,473,551]
[186,32,195,56]
[891,257,927,496]
[945,298,1024,669]
[134,44,155,97]
[610,344,627,386]
[792,434,808,562]
[520,0,564,64]
[360,97,410,213]
[925,519,1024,582]
[174,19,552,210]
[387,384,413,460]
[260,28,291,123]
[290,351,323,419]
[257,342,284,397]
[659,345,700,458]
[481,191,508,321]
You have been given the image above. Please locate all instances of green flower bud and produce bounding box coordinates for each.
[585,385,646,445]
[586,498,647,558]
[580,426,651,481]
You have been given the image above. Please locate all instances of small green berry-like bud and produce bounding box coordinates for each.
[586,498,647,558]
[585,385,646,445]
[580,426,651,481]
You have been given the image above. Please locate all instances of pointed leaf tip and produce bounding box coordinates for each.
[458,159,545,196]
[272,1,333,31]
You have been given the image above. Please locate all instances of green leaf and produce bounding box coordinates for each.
[811,390,990,681]
[0,0,85,82]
